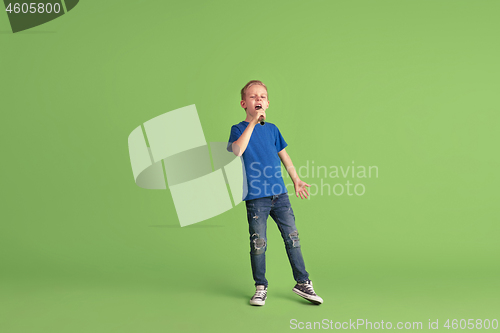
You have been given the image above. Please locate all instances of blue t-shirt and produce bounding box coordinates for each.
[227,121,288,201]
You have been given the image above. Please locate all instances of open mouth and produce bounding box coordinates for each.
[255,105,262,110]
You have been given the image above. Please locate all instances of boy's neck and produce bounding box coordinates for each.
[244,113,252,123]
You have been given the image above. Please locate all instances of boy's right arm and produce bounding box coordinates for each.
[231,109,266,156]
[232,123,255,156]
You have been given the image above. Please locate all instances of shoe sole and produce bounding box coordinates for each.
[292,288,323,305]
[250,300,265,306]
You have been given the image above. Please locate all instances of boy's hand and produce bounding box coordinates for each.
[294,179,311,199]
[250,110,266,126]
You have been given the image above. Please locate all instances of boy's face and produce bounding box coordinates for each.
[240,85,269,115]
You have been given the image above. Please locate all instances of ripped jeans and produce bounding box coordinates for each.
[245,193,309,287]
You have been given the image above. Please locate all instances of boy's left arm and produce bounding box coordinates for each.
[278,148,310,199]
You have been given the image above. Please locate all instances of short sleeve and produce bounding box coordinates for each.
[274,125,288,152]
[227,125,242,152]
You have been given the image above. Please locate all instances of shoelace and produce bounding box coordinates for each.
[254,290,267,299]
[302,282,316,295]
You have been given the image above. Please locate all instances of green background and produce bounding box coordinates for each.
[1,1,499,332]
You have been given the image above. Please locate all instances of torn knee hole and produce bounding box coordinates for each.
[253,237,266,250]
[289,230,300,247]
[251,233,266,251]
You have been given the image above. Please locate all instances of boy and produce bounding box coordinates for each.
[227,80,323,306]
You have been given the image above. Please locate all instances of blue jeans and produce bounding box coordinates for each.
[245,193,309,287]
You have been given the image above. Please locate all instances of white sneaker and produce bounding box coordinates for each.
[292,280,323,304]
[250,285,267,306]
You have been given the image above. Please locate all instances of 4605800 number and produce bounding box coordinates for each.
[444,319,499,330]
[5,3,61,14]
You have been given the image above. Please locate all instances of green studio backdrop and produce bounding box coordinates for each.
[1,1,499,332]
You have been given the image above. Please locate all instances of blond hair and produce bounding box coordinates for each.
[240,80,268,100]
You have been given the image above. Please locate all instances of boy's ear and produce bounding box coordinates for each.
[240,100,246,109]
